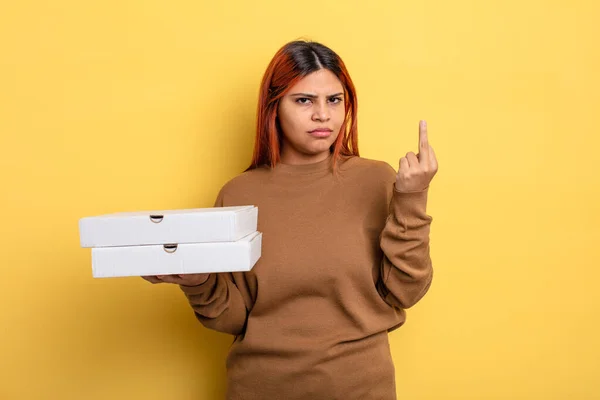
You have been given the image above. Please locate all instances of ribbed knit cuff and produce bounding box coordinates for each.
[390,186,430,223]
[178,274,214,296]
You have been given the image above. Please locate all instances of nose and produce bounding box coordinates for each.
[311,101,330,122]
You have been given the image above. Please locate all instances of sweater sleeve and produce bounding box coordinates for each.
[377,186,434,310]
[178,188,251,336]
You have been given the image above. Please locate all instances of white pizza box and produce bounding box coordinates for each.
[79,206,258,248]
[90,232,262,278]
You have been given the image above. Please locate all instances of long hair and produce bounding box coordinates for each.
[247,40,359,171]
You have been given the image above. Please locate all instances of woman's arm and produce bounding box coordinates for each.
[147,188,253,336]
[377,187,433,309]
[377,120,437,309]
[179,188,253,336]
[178,271,250,336]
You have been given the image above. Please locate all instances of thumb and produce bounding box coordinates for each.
[156,275,181,284]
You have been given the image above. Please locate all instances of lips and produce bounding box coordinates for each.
[308,129,333,139]
[308,128,333,138]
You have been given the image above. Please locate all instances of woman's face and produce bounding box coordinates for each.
[277,69,345,165]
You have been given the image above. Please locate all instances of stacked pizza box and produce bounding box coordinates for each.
[79,206,261,278]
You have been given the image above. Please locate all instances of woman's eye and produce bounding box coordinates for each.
[294,97,342,105]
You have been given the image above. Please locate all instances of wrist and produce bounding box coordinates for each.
[180,274,210,288]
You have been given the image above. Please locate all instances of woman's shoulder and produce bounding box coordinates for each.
[340,155,396,182]
[217,165,271,197]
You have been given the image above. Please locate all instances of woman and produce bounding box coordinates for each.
[143,40,438,399]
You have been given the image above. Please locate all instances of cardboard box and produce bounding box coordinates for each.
[90,231,262,278]
[79,206,258,248]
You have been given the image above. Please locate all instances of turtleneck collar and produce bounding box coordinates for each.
[273,152,334,175]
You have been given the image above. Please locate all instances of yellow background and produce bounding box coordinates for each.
[1,0,598,399]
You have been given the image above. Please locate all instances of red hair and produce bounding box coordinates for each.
[247,41,359,171]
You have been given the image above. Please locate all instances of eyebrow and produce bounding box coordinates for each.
[289,92,344,98]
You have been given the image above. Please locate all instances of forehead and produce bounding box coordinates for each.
[288,69,344,94]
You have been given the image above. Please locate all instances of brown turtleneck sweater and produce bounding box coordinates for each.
[179,154,433,400]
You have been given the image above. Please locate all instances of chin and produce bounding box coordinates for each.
[305,146,333,157]
[308,139,336,152]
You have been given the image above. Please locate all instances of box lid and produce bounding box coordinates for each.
[79,205,258,248]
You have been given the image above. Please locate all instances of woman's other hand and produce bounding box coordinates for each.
[141,273,210,287]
